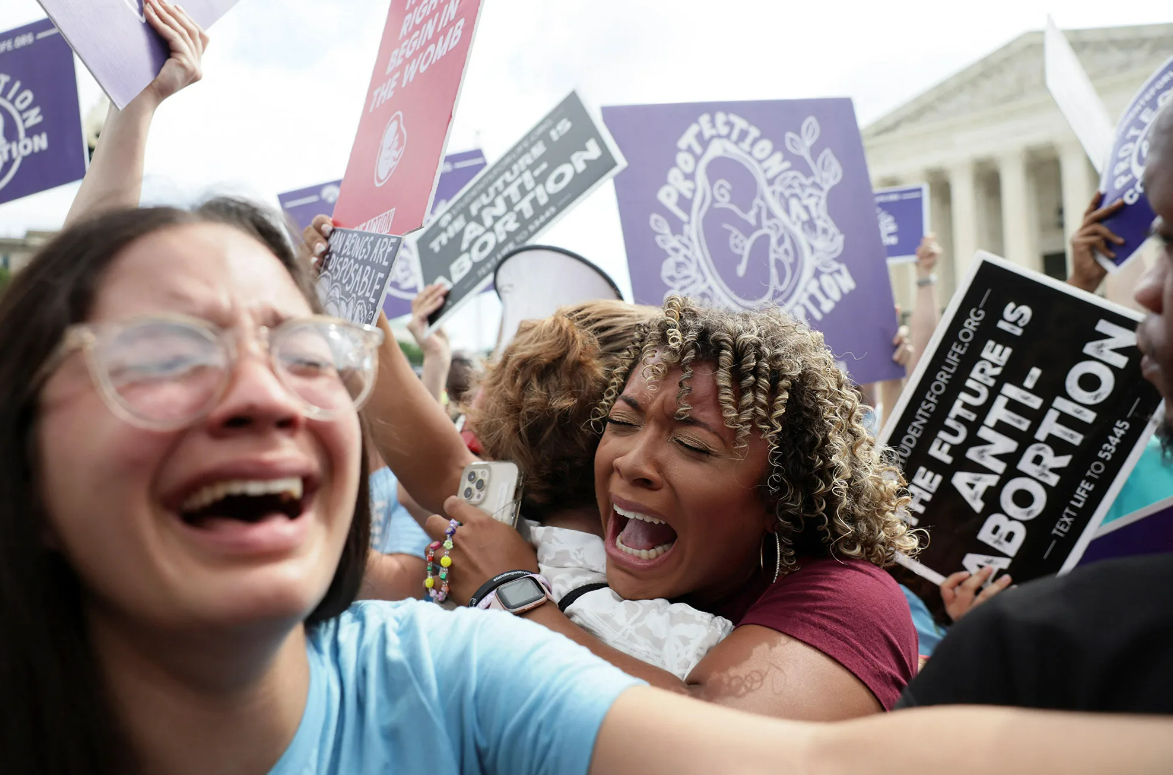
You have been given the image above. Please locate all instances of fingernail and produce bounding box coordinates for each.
[322,224,334,237]
[315,243,327,256]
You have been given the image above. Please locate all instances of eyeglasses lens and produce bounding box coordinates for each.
[96,319,375,425]
[99,321,227,425]
[273,321,374,414]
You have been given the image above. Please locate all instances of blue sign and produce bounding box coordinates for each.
[0,19,87,207]
[1098,55,1173,270]
[875,184,929,263]
[604,98,903,385]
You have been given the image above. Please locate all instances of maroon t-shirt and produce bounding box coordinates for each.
[709,558,918,710]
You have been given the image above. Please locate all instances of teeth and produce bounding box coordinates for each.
[615,534,675,560]
[614,505,665,525]
[180,477,303,513]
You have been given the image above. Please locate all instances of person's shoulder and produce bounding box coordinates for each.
[774,556,906,604]
[744,556,917,643]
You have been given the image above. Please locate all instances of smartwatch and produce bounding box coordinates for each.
[485,575,552,615]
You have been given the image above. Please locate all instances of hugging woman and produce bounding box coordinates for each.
[369,284,922,719]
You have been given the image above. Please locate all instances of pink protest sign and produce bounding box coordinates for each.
[332,0,484,237]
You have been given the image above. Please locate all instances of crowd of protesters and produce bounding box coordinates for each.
[1,2,1171,773]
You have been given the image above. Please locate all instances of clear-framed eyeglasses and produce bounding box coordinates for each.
[36,314,385,431]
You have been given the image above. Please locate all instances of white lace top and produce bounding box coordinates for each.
[528,522,733,680]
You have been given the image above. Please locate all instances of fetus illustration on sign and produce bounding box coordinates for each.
[653,116,853,320]
[374,112,407,188]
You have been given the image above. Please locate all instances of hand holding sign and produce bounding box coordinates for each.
[1069,193,1127,292]
[316,228,403,327]
[939,566,1012,622]
[407,283,449,356]
[304,214,335,266]
[141,0,209,105]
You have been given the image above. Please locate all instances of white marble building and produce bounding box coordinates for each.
[864,23,1173,310]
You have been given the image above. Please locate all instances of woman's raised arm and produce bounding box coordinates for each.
[303,217,475,512]
[65,0,208,226]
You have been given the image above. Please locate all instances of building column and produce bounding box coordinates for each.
[929,175,955,295]
[949,161,979,281]
[998,149,1037,268]
[1059,142,1098,273]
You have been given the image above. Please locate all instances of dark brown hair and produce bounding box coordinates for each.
[467,299,658,517]
[0,199,370,775]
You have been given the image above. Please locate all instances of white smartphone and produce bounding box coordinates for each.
[458,462,522,528]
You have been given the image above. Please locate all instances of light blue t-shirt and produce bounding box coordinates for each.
[369,467,431,558]
[269,601,642,775]
[899,584,948,657]
[1103,436,1173,526]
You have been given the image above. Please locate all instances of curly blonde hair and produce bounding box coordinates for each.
[467,300,659,517]
[595,295,920,577]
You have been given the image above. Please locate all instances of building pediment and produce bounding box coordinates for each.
[865,24,1173,140]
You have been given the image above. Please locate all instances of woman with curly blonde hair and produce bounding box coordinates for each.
[436,295,921,719]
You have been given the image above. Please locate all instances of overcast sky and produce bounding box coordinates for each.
[2,0,1171,348]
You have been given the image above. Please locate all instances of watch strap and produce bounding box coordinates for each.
[468,570,530,609]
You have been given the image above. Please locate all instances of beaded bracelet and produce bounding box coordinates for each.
[425,518,460,603]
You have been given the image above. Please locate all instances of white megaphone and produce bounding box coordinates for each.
[493,245,624,356]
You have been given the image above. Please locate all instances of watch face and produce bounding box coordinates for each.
[497,577,545,610]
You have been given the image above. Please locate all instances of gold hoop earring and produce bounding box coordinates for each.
[760,531,781,584]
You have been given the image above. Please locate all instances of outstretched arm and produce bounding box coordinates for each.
[592,690,1173,775]
[65,0,208,226]
[428,498,883,722]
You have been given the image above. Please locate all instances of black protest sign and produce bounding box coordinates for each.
[879,252,1162,585]
[316,228,403,326]
[416,91,626,328]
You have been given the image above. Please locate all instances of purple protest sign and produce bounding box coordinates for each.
[875,184,929,263]
[1079,496,1173,566]
[0,19,87,207]
[279,150,487,319]
[1097,55,1173,271]
[430,149,488,214]
[277,180,342,233]
[603,99,903,385]
[36,0,240,109]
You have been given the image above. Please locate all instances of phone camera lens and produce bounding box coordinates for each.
[463,488,473,499]
[475,479,485,491]
[467,471,476,483]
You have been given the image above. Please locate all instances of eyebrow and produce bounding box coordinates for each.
[161,294,292,329]
[618,394,721,436]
